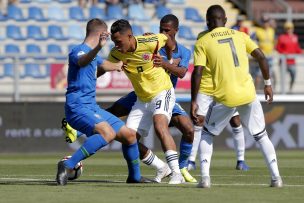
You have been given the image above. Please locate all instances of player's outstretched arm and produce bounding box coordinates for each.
[97,60,123,77]
[191,65,203,125]
[251,48,273,103]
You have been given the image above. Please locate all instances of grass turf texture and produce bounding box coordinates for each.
[0,150,303,203]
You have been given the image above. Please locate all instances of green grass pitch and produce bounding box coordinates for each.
[0,150,303,203]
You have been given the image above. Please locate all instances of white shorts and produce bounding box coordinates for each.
[126,88,175,137]
[196,93,214,116]
[196,93,239,117]
[204,97,265,136]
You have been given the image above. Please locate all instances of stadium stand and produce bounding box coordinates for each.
[58,0,72,3]
[178,25,196,40]
[47,44,65,60]
[155,5,172,19]
[47,5,67,21]
[23,63,44,78]
[0,0,237,95]
[6,25,25,40]
[37,0,52,3]
[68,25,85,40]
[27,25,46,41]
[128,4,151,21]
[0,11,7,21]
[26,44,46,60]
[185,7,204,22]
[7,5,26,21]
[131,25,144,36]
[69,6,87,21]
[107,4,125,20]
[2,64,14,78]
[89,6,107,20]
[168,0,185,4]
[28,6,48,21]
[150,24,159,34]
[5,44,20,54]
[48,25,68,40]
[3,0,303,99]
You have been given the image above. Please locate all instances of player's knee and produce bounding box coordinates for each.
[100,130,116,142]
[117,126,137,144]
[94,125,116,143]
[229,116,241,127]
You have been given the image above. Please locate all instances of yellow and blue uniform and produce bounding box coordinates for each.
[108,33,172,102]
[114,42,191,116]
[194,27,258,107]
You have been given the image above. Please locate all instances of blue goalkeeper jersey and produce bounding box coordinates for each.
[159,43,191,88]
[65,43,104,110]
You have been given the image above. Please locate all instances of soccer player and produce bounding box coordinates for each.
[191,5,283,188]
[108,14,196,183]
[56,18,150,185]
[62,15,196,183]
[109,19,184,184]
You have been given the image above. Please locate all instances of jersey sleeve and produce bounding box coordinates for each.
[179,47,191,68]
[157,33,168,49]
[193,39,207,67]
[243,32,259,54]
[69,47,86,65]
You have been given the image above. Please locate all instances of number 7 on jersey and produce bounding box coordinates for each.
[218,38,240,67]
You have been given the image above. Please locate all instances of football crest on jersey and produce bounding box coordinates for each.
[142,53,150,61]
[77,51,85,56]
[94,113,101,119]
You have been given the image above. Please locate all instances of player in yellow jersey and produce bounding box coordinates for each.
[188,30,250,171]
[109,19,185,184]
[191,5,282,188]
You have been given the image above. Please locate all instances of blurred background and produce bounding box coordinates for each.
[0,0,304,153]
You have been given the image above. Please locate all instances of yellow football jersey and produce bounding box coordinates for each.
[108,33,173,102]
[194,31,213,96]
[194,27,258,107]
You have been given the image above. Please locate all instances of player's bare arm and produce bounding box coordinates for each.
[153,55,186,78]
[97,60,123,77]
[190,65,204,125]
[78,32,109,67]
[251,48,273,104]
[163,33,174,61]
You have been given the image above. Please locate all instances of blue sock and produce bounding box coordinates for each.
[122,142,141,181]
[65,134,108,169]
[179,139,193,169]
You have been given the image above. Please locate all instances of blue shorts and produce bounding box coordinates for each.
[65,105,124,137]
[115,91,137,112]
[172,103,188,117]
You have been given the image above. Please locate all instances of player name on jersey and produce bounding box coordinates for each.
[210,29,235,38]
